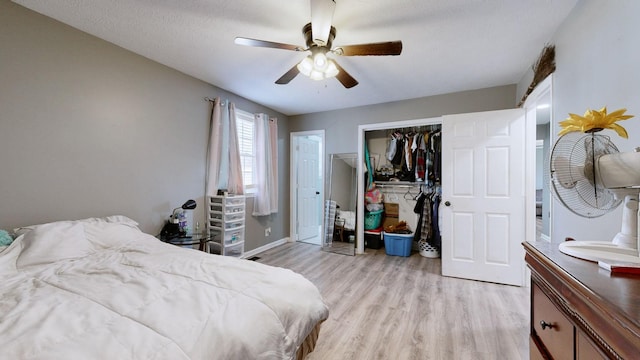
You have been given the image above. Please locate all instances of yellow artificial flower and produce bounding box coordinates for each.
[558,107,634,138]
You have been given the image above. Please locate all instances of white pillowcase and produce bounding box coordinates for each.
[13,215,139,237]
[16,221,93,268]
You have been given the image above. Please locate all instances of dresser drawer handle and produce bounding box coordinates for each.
[540,320,555,330]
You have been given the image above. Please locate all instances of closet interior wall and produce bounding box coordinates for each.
[365,125,442,235]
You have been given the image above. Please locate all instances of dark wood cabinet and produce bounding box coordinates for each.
[576,330,606,359]
[523,241,640,359]
[532,283,573,359]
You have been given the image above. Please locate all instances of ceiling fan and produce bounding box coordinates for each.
[234,0,403,88]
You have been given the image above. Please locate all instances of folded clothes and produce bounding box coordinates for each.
[0,230,13,246]
[384,221,411,234]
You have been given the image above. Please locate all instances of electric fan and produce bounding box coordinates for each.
[549,131,640,263]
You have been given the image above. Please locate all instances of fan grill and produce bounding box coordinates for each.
[549,132,621,218]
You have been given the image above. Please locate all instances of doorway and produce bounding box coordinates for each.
[357,117,442,254]
[524,75,553,243]
[290,130,324,245]
[357,111,530,287]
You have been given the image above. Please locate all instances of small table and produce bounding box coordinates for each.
[159,232,213,252]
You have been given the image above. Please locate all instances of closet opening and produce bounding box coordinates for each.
[356,117,442,256]
[358,108,531,286]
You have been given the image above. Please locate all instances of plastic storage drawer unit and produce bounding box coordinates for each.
[207,195,245,257]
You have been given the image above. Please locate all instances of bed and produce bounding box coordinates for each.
[0,216,328,359]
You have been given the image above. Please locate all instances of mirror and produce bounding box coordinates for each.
[323,153,357,256]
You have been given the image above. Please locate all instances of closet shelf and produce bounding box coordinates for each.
[375,181,422,188]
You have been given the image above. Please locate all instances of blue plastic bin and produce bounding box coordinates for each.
[383,232,413,257]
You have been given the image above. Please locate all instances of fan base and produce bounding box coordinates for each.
[559,241,640,264]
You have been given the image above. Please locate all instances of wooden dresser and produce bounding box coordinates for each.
[523,241,640,359]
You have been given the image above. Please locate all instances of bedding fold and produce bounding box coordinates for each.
[0,219,328,359]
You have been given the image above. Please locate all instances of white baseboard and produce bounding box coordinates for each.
[242,237,289,259]
[540,233,551,242]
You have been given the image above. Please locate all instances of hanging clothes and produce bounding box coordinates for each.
[404,133,413,171]
[415,188,441,250]
[431,131,442,183]
[430,192,441,249]
[383,126,440,183]
[413,189,427,242]
[373,124,442,250]
[386,134,397,162]
[390,133,404,166]
[418,191,433,245]
[414,132,426,182]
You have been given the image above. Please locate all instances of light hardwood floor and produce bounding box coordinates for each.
[255,242,530,360]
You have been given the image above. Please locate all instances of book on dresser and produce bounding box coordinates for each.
[207,195,245,257]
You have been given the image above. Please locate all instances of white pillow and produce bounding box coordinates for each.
[16,221,94,268]
[12,215,139,237]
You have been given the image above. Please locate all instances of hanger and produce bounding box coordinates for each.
[413,184,425,200]
[403,188,414,200]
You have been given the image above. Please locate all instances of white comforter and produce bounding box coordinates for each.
[0,218,328,359]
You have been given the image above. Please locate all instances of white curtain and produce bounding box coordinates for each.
[227,103,244,194]
[252,113,278,216]
[206,97,244,196]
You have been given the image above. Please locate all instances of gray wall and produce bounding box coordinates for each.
[10,0,637,251]
[518,0,640,243]
[290,85,517,156]
[0,1,289,253]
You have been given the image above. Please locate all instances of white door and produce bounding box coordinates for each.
[441,109,526,286]
[296,136,321,243]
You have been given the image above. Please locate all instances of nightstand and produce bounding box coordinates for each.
[159,232,213,252]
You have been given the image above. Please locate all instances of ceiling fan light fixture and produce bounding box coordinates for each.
[309,70,325,81]
[235,1,402,88]
[313,52,328,70]
[297,53,339,81]
[324,59,339,78]
[297,56,314,76]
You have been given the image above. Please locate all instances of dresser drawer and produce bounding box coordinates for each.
[532,283,574,359]
[577,330,606,359]
[529,336,545,360]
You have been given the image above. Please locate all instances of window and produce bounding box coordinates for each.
[235,109,256,193]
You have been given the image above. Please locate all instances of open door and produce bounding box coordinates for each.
[441,109,526,286]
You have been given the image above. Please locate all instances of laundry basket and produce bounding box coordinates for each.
[364,210,384,230]
[418,240,440,258]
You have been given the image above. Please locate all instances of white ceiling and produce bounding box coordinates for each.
[14,0,578,116]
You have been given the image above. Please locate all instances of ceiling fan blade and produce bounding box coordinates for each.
[336,41,403,56]
[334,62,358,88]
[310,0,336,45]
[235,37,303,51]
[275,65,300,85]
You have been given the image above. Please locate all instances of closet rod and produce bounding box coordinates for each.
[376,183,420,188]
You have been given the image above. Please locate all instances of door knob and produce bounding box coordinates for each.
[444,201,451,206]
[316,191,320,195]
